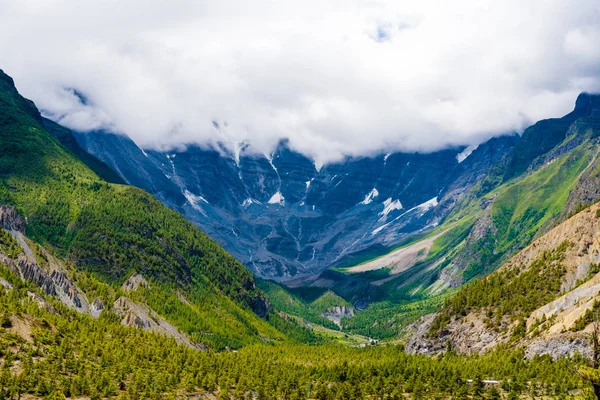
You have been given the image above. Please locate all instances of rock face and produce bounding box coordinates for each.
[74,131,516,279]
[4,250,93,314]
[404,314,445,355]
[0,277,13,290]
[405,312,507,356]
[122,273,149,292]
[525,334,592,360]
[90,298,105,318]
[26,291,57,314]
[321,305,355,327]
[0,206,25,233]
[113,296,205,350]
[0,211,95,316]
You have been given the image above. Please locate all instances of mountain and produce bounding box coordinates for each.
[228,91,600,341]
[72,124,517,280]
[68,82,600,342]
[0,68,308,350]
[394,92,600,356]
[408,201,600,359]
[0,69,595,398]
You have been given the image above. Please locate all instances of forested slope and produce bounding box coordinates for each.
[0,68,308,350]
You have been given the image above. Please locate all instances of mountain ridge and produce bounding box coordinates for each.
[72,121,518,279]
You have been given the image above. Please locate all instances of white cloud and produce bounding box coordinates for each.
[0,0,599,165]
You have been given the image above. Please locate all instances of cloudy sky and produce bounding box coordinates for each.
[1,0,599,165]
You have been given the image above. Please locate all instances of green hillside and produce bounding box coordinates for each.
[41,117,126,185]
[0,265,585,398]
[258,279,351,330]
[0,68,265,307]
[0,68,310,350]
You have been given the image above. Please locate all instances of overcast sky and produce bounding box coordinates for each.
[1,0,599,165]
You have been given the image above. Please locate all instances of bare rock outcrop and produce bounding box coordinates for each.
[525,333,592,360]
[122,273,149,292]
[404,313,445,355]
[405,312,508,356]
[27,291,57,314]
[0,220,94,316]
[113,296,206,350]
[321,305,355,327]
[0,206,25,233]
[0,277,13,291]
[6,253,92,314]
[50,270,91,312]
[8,254,56,295]
[91,298,105,318]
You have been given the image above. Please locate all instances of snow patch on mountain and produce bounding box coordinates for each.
[372,223,388,235]
[265,153,278,173]
[184,189,209,215]
[306,178,314,190]
[232,142,243,167]
[314,161,323,173]
[419,197,439,210]
[379,198,403,217]
[456,145,478,163]
[268,191,285,205]
[372,197,437,235]
[360,188,379,205]
[242,198,260,208]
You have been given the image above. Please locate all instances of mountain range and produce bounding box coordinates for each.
[72,117,517,280]
[2,66,600,397]
[70,85,600,312]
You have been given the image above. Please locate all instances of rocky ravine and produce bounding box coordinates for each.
[406,203,600,359]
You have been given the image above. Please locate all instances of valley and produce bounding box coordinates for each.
[1,65,600,398]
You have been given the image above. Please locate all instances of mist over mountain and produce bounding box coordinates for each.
[73,129,517,279]
[1,0,599,165]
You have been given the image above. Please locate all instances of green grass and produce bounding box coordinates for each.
[491,144,594,255]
